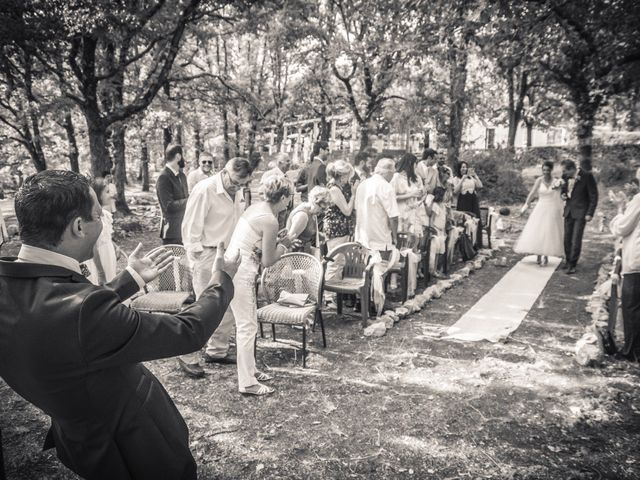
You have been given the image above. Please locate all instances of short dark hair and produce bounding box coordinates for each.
[312,140,329,157]
[422,148,437,161]
[227,157,253,179]
[542,160,554,170]
[354,151,368,165]
[433,186,446,202]
[15,170,94,247]
[564,160,577,171]
[165,143,183,162]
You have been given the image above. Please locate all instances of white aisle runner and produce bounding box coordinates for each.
[445,255,561,342]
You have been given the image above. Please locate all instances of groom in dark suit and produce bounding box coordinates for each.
[561,160,599,274]
[0,170,237,479]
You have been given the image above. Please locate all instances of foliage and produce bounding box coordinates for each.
[461,149,528,204]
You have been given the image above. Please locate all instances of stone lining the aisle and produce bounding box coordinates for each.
[363,247,499,337]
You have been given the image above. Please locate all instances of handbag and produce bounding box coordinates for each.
[458,232,477,261]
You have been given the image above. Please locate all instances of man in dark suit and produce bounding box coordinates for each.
[0,170,237,480]
[306,140,329,190]
[561,159,599,274]
[156,143,189,244]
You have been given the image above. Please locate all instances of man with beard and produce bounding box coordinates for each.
[157,143,189,245]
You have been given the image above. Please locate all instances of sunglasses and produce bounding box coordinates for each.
[201,161,213,165]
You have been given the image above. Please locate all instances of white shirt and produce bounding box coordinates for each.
[354,174,399,250]
[17,244,145,288]
[187,167,212,193]
[181,173,246,254]
[610,193,640,275]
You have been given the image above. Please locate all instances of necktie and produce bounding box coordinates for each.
[80,263,91,277]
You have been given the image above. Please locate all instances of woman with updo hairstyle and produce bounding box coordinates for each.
[286,185,332,253]
[224,174,294,396]
[453,160,483,247]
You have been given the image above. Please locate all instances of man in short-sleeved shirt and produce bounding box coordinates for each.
[354,158,399,251]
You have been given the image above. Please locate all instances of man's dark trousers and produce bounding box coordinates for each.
[621,273,640,360]
[564,214,586,268]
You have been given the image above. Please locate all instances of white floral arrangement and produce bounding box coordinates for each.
[551,178,565,190]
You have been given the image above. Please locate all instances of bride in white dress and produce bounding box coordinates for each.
[514,160,565,265]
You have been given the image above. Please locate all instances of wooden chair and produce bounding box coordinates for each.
[257,253,326,368]
[130,245,194,313]
[323,242,373,328]
[479,206,492,249]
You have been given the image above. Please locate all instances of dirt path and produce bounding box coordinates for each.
[1,218,639,479]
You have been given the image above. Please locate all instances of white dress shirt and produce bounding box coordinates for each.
[181,173,246,254]
[187,167,212,193]
[610,193,640,275]
[17,244,146,288]
[354,174,399,250]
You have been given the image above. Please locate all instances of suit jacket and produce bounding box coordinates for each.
[156,167,189,240]
[306,158,327,191]
[0,259,234,480]
[562,170,598,219]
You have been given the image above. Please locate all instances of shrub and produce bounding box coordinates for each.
[460,149,528,205]
[597,161,637,186]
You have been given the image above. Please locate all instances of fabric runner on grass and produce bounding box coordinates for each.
[444,255,561,342]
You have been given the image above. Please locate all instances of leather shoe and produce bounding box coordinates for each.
[177,358,205,378]
[203,354,237,365]
[566,266,577,275]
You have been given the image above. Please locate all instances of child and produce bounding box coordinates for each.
[425,186,448,278]
[86,177,124,285]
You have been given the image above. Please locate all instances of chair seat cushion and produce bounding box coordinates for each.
[257,303,316,328]
[324,277,365,293]
[131,291,192,313]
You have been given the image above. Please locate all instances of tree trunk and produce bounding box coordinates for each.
[111,124,131,214]
[575,101,599,167]
[447,44,468,167]
[61,111,80,173]
[233,104,241,156]
[359,123,370,151]
[193,123,203,161]
[86,114,112,177]
[506,66,516,149]
[141,138,150,192]
[222,106,230,163]
[524,119,533,148]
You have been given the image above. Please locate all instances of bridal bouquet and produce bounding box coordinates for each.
[551,178,565,190]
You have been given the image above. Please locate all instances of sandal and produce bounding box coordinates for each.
[255,371,274,382]
[239,383,275,396]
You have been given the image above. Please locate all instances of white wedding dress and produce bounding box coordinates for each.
[514,180,565,257]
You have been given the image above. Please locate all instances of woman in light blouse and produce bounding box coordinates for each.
[454,161,483,248]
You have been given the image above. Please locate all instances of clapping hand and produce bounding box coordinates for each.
[127,243,174,283]
[213,242,240,278]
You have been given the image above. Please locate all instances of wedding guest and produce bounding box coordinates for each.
[354,158,399,252]
[438,165,455,208]
[307,140,329,189]
[425,186,448,277]
[295,155,311,202]
[261,152,291,183]
[101,171,117,213]
[156,143,189,245]
[391,153,426,237]
[353,151,370,181]
[180,158,253,378]
[610,167,640,361]
[453,161,483,248]
[286,186,332,253]
[225,175,295,395]
[86,177,124,285]
[324,161,359,298]
[0,170,235,479]
[187,151,215,193]
[416,148,440,195]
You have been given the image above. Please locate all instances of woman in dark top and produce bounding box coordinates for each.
[453,161,483,248]
[286,186,331,253]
